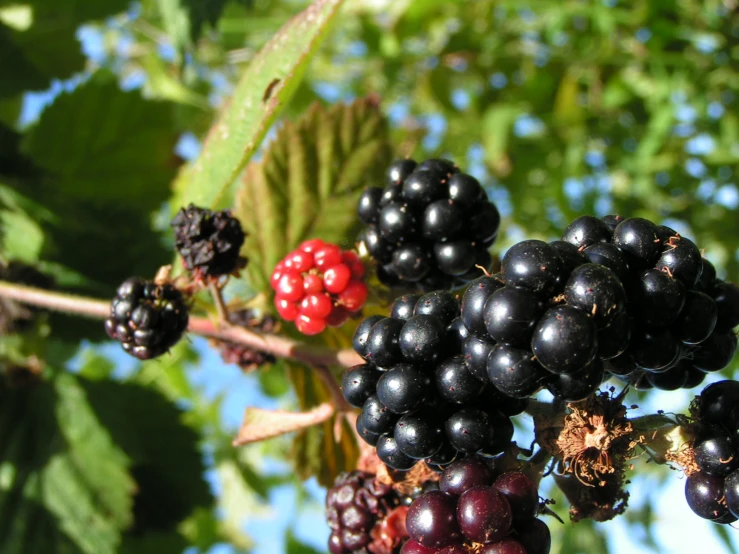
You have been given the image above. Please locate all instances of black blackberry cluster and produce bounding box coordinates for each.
[357,159,500,291]
[685,380,739,524]
[458,215,739,402]
[344,290,527,471]
[326,471,402,554]
[104,277,189,360]
[171,204,246,279]
[403,457,550,554]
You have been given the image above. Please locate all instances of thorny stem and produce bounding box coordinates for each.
[0,280,364,369]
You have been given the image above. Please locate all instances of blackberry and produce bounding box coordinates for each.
[712,281,739,331]
[530,305,598,374]
[611,217,661,269]
[171,204,246,278]
[105,277,189,360]
[359,158,500,289]
[685,472,734,522]
[325,471,401,554]
[561,215,612,250]
[501,240,565,298]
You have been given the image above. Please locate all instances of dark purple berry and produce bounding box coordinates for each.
[457,485,512,543]
[414,291,459,327]
[358,395,398,435]
[462,336,495,382]
[685,472,732,521]
[423,200,464,241]
[440,457,495,496]
[493,472,539,523]
[671,290,717,345]
[406,490,462,548]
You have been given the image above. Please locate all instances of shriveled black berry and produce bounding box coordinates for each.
[583,242,630,285]
[376,435,416,470]
[365,317,405,368]
[395,413,445,459]
[632,269,686,327]
[531,305,598,374]
[671,290,717,345]
[423,200,464,241]
[549,240,589,275]
[414,290,459,326]
[342,364,380,408]
[435,355,486,404]
[656,235,703,287]
[612,217,661,269]
[171,204,246,278]
[501,240,565,297]
[399,314,446,363]
[564,264,626,328]
[692,330,737,373]
[546,358,604,402]
[462,276,505,338]
[379,202,419,243]
[386,159,418,186]
[713,281,739,331]
[487,344,549,398]
[483,286,544,347]
[392,244,432,282]
[627,327,681,372]
[445,408,495,453]
[357,187,384,224]
[561,215,612,249]
[358,395,398,435]
[377,364,432,414]
[105,278,189,360]
[462,336,495,382]
[391,294,422,320]
[352,315,384,359]
[326,471,399,554]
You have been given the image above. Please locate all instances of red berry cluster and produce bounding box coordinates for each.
[271,239,368,335]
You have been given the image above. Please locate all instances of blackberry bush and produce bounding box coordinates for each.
[104,277,189,360]
[358,159,500,290]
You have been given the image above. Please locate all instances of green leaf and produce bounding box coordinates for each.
[180,0,346,209]
[78,377,213,535]
[18,73,179,292]
[234,98,391,294]
[0,372,135,554]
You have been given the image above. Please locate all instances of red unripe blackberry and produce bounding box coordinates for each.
[105,277,189,360]
[171,204,246,278]
[326,471,403,554]
[270,241,368,335]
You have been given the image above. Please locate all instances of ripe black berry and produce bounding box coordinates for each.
[724,470,739,518]
[696,380,739,425]
[546,358,604,402]
[357,187,384,224]
[692,330,737,372]
[582,242,631,284]
[656,235,702,287]
[392,243,432,282]
[627,326,680,372]
[561,215,612,249]
[399,314,446,363]
[483,286,544,347]
[365,317,405,368]
[171,204,246,278]
[352,315,384,359]
[564,264,626,328]
[462,335,496,382]
[377,364,432,414]
[435,355,485,404]
[423,200,464,240]
[501,240,565,297]
[671,290,717,344]
[549,240,589,274]
[457,485,512,543]
[105,277,189,360]
[395,413,445,459]
[376,434,416,470]
[632,269,686,327]
[414,290,459,326]
[493,472,539,523]
[434,241,477,276]
[462,276,504,338]
[448,173,484,207]
[685,471,732,521]
[713,281,739,331]
[387,159,419,186]
[406,490,462,548]
[445,408,495,453]
[487,344,549,398]
[531,305,598,374]
[358,395,398,435]
[694,433,739,477]
[341,364,380,408]
[440,458,495,496]
[611,217,661,269]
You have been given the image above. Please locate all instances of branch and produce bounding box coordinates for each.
[0,280,364,369]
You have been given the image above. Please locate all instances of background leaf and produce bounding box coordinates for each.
[180,0,346,209]
[235,98,391,294]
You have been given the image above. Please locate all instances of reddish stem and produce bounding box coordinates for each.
[0,280,363,368]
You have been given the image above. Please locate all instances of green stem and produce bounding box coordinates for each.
[0,280,364,369]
